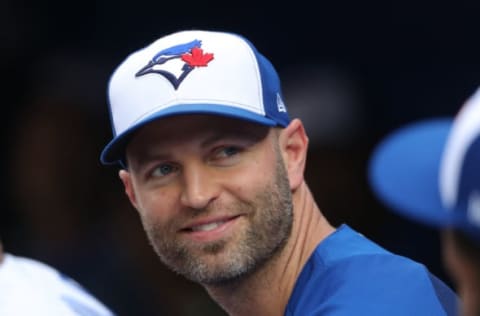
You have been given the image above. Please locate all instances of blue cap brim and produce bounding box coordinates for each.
[100,104,280,165]
[368,118,458,228]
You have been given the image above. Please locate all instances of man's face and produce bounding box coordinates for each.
[121,115,293,285]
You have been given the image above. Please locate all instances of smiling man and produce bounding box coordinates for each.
[120,115,294,286]
[100,29,458,315]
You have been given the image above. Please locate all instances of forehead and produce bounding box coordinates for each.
[127,114,271,151]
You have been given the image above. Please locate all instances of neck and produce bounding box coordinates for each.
[204,182,335,315]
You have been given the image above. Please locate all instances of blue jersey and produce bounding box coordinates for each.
[285,225,458,315]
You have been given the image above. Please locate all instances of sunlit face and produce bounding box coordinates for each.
[122,115,293,285]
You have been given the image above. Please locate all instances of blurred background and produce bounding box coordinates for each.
[2,1,480,315]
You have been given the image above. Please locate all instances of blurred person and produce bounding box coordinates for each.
[0,239,114,315]
[369,88,480,316]
[100,29,458,315]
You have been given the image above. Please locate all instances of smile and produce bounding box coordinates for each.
[181,215,242,242]
[190,220,229,232]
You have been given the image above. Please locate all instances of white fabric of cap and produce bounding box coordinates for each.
[440,88,480,214]
[108,30,265,137]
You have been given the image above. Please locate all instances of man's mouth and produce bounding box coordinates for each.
[181,215,242,241]
[189,220,229,232]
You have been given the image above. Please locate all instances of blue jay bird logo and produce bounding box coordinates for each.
[136,39,214,90]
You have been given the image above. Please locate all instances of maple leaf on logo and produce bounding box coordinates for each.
[181,47,214,67]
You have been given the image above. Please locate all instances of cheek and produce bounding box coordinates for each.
[225,160,273,197]
[135,187,179,223]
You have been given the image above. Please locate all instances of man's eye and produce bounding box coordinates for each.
[151,164,176,177]
[220,146,239,157]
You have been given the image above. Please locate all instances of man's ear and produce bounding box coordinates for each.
[278,118,309,191]
[119,169,139,209]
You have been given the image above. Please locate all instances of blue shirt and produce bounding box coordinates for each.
[285,224,458,315]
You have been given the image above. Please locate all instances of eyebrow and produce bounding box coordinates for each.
[201,128,269,149]
[128,132,226,167]
[128,125,270,168]
[127,151,169,172]
[200,132,232,148]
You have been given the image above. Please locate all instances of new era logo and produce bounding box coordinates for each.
[277,93,287,113]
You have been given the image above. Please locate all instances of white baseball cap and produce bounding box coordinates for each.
[100,29,290,165]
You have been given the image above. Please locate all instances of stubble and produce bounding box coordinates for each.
[141,147,293,285]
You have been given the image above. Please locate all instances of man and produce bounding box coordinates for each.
[0,241,115,315]
[369,88,480,316]
[101,29,458,315]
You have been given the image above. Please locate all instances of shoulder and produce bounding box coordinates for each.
[286,226,459,315]
[0,253,115,316]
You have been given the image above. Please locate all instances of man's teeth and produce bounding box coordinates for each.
[191,221,226,232]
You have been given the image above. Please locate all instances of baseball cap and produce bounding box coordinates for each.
[368,88,480,242]
[100,29,290,165]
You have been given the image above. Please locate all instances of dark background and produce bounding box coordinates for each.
[2,1,479,315]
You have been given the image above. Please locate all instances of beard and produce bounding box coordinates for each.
[140,151,293,286]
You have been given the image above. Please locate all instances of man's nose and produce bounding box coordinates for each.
[180,162,220,210]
